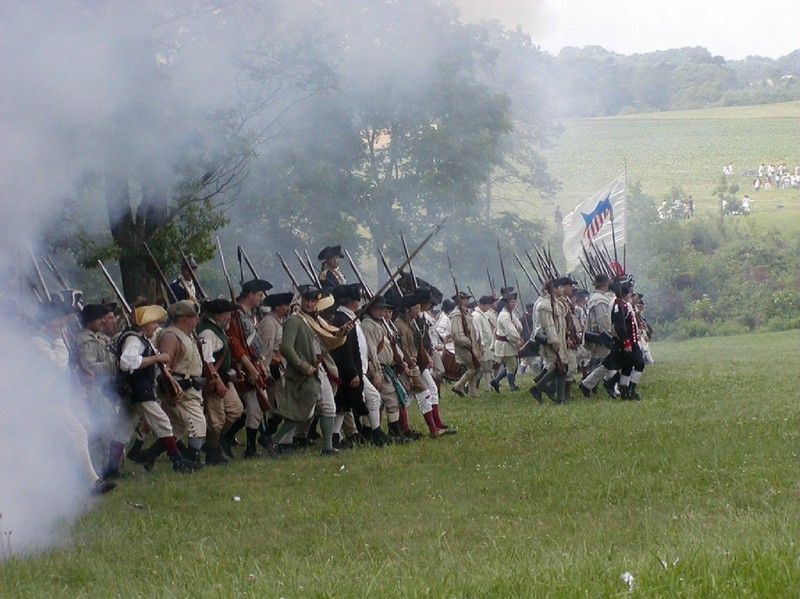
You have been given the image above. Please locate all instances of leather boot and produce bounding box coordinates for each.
[142,439,166,471]
[243,427,261,458]
[619,385,630,400]
[564,380,573,402]
[170,452,204,473]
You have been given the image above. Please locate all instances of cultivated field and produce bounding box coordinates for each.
[2,330,798,597]
[506,101,800,230]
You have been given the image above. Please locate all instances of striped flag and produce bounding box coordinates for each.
[562,174,626,271]
[582,196,612,240]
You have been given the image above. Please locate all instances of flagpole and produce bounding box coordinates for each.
[623,160,628,271]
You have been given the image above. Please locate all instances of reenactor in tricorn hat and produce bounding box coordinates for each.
[578,273,617,398]
[267,285,346,456]
[394,292,445,438]
[472,295,496,392]
[528,279,570,404]
[449,291,482,397]
[220,277,272,459]
[361,294,408,443]
[491,291,523,392]
[255,291,294,448]
[317,245,346,289]
[169,254,202,302]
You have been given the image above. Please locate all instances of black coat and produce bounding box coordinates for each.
[329,310,368,415]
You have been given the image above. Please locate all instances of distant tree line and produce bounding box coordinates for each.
[538,46,800,117]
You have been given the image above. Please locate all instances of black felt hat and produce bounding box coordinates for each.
[241,278,273,294]
[203,298,238,314]
[81,303,106,324]
[317,245,344,261]
[333,283,361,303]
[264,292,294,307]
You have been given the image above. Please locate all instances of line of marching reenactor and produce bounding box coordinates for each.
[19,231,652,496]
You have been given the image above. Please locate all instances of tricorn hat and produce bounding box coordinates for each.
[451,291,472,302]
[554,276,577,287]
[333,283,361,304]
[367,295,390,310]
[81,303,106,325]
[264,292,294,307]
[400,293,421,309]
[317,245,344,262]
[593,273,611,287]
[202,298,238,314]
[298,284,324,300]
[241,278,273,295]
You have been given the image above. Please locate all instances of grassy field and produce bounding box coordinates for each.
[504,101,800,230]
[2,330,798,597]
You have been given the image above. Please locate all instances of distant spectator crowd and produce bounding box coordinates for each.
[658,196,694,220]
[724,162,800,190]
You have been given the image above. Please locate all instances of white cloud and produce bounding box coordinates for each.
[453,0,800,60]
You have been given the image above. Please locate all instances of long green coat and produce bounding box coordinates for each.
[277,313,320,421]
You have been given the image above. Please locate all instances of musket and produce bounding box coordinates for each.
[293,218,448,387]
[377,246,403,296]
[379,245,428,369]
[352,217,447,322]
[514,252,540,296]
[484,263,495,296]
[446,250,481,369]
[237,245,260,279]
[143,242,178,304]
[344,249,373,297]
[178,246,207,301]
[98,259,182,400]
[277,252,302,292]
[27,242,51,302]
[399,231,417,290]
[216,237,238,302]
[293,250,317,285]
[97,260,132,326]
[42,256,69,290]
[303,250,318,285]
[497,238,509,294]
[524,250,546,288]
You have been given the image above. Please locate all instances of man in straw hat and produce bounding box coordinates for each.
[115,304,203,474]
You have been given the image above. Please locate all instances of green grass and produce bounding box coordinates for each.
[503,101,800,231]
[2,330,799,597]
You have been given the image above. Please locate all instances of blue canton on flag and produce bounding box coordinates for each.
[582,196,612,240]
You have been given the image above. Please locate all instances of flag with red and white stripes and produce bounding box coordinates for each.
[562,174,626,271]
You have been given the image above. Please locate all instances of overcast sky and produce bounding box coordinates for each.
[455,0,800,60]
